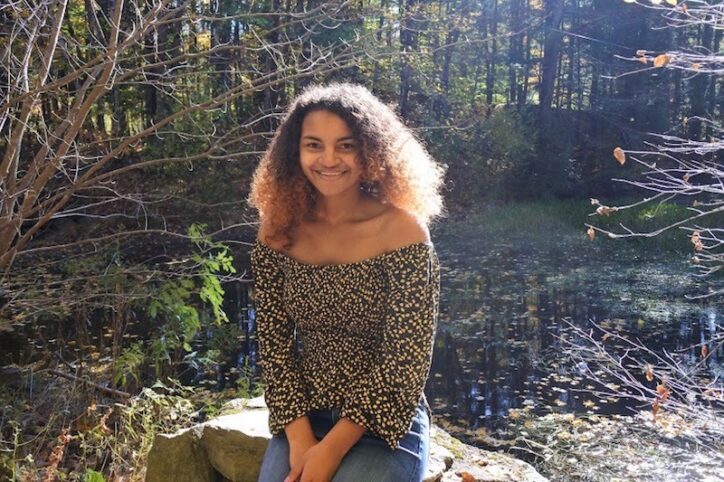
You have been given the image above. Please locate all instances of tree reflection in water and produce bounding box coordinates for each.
[423,240,721,443]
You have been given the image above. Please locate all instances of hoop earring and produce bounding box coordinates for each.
[360,181,379,197]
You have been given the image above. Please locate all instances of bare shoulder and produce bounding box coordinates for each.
[256,218,286,251]
[381,206,430,251]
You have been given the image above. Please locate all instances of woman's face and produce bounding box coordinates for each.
[298,109,363,199]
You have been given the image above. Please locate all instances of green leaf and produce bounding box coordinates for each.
[151,379,168,389]
[83,470,106,482]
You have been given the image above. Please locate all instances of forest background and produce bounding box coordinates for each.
[0,0,722,480]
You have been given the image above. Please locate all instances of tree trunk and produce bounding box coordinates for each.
[259,0,283,132]
[704,28,722,139]
[372,0,388,91]
[485,0,498,105]
[539,0,565,124]
[687,24,713,140]
[521,0,531,107]
[508,0,522,105]
[399,0,420,118]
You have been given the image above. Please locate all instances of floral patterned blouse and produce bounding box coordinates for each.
[250,239,440,449]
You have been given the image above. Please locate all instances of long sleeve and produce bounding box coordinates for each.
[339,245,440,449]
[251,242,310,435]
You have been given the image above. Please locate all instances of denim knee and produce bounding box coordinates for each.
[333,403,430,482]
[257,434,290,482]
[258,403,430,482]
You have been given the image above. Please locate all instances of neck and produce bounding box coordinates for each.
[314,188,364,225]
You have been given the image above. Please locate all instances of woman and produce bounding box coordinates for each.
[248,83,445,482]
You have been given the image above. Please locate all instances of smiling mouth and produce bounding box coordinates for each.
[314,170,347,179]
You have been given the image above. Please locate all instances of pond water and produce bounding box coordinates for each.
[424,231,722,439]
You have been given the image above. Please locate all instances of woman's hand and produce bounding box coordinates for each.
[284,416,365,482]
[287,434,318,479]
[284,439,345,482]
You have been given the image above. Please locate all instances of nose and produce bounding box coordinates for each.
[319,146,339,167]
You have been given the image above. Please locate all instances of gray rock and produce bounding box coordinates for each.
[203,410,270,482]
[425,432,454,482]
[429,426,548,482]
[145,398,548,482]
[145,425,216,482]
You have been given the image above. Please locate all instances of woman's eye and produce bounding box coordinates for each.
[305,142,321,149]
[339,143,356,151]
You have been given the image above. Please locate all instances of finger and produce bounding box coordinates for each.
[284,465,302,482]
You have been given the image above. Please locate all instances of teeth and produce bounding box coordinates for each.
[317,171,344,177]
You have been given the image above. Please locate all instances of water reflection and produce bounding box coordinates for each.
[424,237,722,436]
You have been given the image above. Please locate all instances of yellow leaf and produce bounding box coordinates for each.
[645,364,654,382]
[596,206,617,216]
[666,0,677,5]
[656,383,670,402]
[623,0,636,3]
[613,147,626,165]
[587,227,595,241]
[650,0,662,4]
[701,345,708,358]
[654,54,671,68]
[196,31,211,50]
[691,63,701,70]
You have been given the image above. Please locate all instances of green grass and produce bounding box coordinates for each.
[436,198,710,254]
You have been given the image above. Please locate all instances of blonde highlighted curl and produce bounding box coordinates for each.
[248,83,446,246]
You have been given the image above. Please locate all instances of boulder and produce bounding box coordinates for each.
[202,410,270,481]
[430,425,548,482]
[145,398,548,482]
[145,425,216,482]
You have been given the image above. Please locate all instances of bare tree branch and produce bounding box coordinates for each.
[589,3,723,298]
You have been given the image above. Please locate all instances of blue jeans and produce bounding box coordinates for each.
[257,402,430,482]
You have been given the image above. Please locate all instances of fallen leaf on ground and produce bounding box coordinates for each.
[458,471,476,482]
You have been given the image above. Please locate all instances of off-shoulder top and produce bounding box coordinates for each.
[250,239,440,450]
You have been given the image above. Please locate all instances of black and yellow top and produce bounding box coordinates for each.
[250,239,440,450]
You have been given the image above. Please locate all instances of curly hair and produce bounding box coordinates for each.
[248,82,446,246]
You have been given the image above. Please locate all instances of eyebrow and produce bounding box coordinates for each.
[301,135,356,142]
